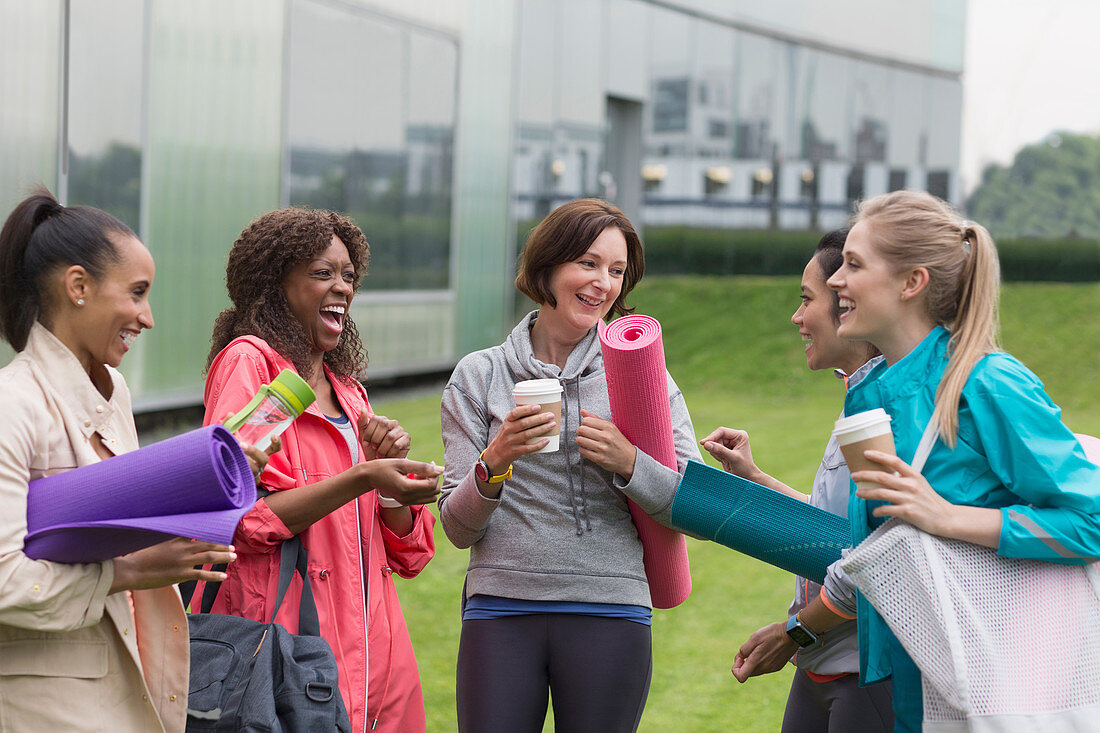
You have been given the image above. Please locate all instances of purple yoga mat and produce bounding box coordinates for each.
[24,425,255,563]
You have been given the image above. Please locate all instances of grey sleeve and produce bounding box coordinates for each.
[821,551,859,617]
[439,377,500,549]
[614,377,702,526]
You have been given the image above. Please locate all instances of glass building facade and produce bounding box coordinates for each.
[0,0,964,408]
[511,0,964,233]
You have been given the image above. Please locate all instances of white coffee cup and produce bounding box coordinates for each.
[832,408,896,491]
[514,379,563,453]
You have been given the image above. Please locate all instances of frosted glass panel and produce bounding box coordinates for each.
[288,0,457,291]
[138,0,283,400]
[0,0,61,216]
[66,0,144,231]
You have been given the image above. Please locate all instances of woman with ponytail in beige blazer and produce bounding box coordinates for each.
[0,188,238,732]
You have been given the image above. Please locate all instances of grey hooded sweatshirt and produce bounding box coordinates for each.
[439,311,701,609]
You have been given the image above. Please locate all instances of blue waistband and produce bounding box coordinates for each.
[463,594,652,626]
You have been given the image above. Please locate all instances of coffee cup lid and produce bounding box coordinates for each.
[833,408,891,434]
[514,378,563,397]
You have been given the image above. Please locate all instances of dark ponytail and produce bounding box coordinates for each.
[0,186,132,351]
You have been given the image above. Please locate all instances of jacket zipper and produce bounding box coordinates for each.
[304,384,371,731]
[356,498,369,733]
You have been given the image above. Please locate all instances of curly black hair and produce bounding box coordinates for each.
[207,208,370,382]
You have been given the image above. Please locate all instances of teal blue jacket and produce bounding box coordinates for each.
[844,326,1100,688]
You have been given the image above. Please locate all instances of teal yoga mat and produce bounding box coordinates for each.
[671,460,849,584]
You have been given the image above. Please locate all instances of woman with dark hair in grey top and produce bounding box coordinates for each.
[701,230,891,733]
[439,199,701,732]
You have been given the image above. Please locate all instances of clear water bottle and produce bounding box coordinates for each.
[223,369,316,451]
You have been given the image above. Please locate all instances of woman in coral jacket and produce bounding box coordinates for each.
[199,208,442,733]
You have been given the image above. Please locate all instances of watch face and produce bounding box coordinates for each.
[787,623,817,648]
[475,460,489,482]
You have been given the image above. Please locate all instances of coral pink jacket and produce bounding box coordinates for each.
[199,337,435,733]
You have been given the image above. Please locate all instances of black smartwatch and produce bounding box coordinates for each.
[785,613,820,648]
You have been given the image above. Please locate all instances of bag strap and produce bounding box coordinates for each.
[199,565,225,613]
[234,388,322,635]
[186,347,324,632]
[178,563,228,613]
[911,418,939,474]
[181,485,275,613]
[270,534,322,636]
[181,534,320,635]
[179,577,200,610]
[907,417,977,708]
[182,488,321,636]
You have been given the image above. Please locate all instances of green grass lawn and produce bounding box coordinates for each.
[374,275,1100,732]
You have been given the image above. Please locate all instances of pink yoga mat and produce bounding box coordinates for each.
[600,315,691,608]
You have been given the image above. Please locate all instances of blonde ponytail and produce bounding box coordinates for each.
[932,223,1000,445]
[855,192,1002,447]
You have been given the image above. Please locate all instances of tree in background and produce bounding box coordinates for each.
[967,132,1100,240]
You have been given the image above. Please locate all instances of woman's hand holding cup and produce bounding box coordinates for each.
[482,403,557,476]
[852,451,956,534]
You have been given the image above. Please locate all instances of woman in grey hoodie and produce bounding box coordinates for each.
[440,199,701,732]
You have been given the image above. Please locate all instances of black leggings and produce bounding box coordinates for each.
[456,614,653,732]
[781,669,894,733]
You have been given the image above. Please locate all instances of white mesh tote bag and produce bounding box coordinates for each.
[841,427,1100,732]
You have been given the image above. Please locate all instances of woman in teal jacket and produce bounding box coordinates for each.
[733,190,1100,732]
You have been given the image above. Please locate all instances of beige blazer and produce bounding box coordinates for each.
[0,324,188,732]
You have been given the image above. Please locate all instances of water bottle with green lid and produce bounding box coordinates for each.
[223,369,316,451]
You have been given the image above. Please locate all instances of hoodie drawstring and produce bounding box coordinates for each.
[561,376,592,535]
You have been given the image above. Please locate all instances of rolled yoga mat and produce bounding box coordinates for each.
[600,314,691,609]
[24,425,256,563]
[671,460,849,584]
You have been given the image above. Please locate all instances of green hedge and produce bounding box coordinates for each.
[640,227,1100,282]
[995,236,1100,282]
[642,227,821,277]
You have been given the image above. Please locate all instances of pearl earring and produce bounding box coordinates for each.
[76,298,85,306]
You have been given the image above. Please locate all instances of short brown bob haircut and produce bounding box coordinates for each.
[515,198,644,320]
